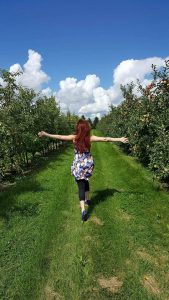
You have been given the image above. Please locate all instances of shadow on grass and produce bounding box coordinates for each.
[0,179,47,224]
[87,188,120,216]
[87,188,144,217]
[26,143,72,176]
[0,144,73,224]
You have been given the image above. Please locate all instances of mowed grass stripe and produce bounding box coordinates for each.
[85,131,169,300]
[86,139,150,299]
[0,146,76,299]
[39,153,99,299]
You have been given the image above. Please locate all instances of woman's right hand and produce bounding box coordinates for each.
[38,131,46,137]
[121,137,129,143]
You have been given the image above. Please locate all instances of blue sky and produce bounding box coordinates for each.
[0,0,169,117]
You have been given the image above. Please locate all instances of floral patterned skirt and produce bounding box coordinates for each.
[71,151,94,180]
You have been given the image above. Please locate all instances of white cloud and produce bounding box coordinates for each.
[41,87,53,97]
[1,51,168,118]
[56,74,100,114]
[90,113,101,120]
[9,63,23,73]
[78,87,112,114]
[67,56,169,116]
[9,49,50,90]
[113,57,167,85]
[0,77,7,88]
[58,102,69,114]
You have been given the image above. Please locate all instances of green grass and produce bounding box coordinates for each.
[0,130,169,300]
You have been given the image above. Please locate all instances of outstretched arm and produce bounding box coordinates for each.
[38,131,75,141]
[90,135,129,143]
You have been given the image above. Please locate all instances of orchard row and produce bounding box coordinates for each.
[97,61,169,184]
[0,69,79,180]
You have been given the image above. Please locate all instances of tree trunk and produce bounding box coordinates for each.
[25,151,29,166]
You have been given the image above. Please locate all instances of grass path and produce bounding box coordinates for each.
[1,131,169,299]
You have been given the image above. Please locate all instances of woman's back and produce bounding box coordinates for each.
[72,135,91,153]
[71,134,94,180]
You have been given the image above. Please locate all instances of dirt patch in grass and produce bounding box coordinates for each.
[44,285,64,300]
[153,245,169,265]
[84,235,92,241]
[137,249,158,267]
[159,270,169,285]
[118,209,132,221]
[157,255,169,265]
[141,274,160,296]
[90,216,104,226]
[136,247,169,268]
[98,276,123,293]
[125,259,132,266]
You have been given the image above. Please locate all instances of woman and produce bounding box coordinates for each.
[38,119,129,221]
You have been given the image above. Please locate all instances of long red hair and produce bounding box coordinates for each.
[74,119,91,153]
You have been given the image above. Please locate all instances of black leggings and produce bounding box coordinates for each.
[76,179,90,201]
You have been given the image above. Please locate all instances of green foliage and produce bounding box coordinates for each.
[0,69,78,177]
[149,127,169,181]
[98,60,169,182]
